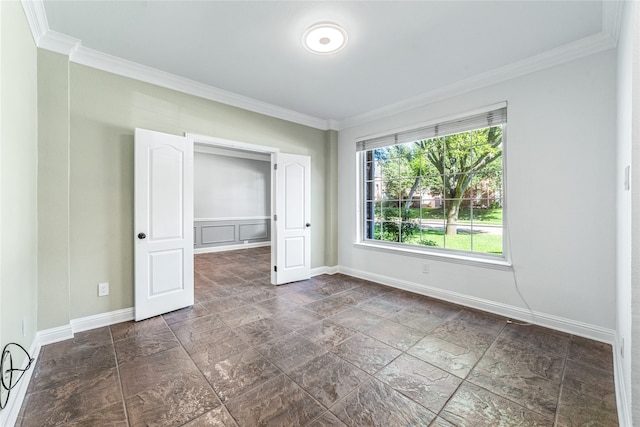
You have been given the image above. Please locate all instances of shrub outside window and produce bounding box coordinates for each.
[359,106,506,258]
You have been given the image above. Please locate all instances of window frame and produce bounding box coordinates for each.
[356,105,511,269]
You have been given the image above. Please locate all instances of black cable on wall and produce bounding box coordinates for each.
[0,343,34,410]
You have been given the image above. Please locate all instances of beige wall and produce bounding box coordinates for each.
[38,50,70,329]
[57,63,335,321]
[324,129,339,267]
[0,0,39,367]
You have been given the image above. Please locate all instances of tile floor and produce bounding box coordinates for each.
[18,247,618,426]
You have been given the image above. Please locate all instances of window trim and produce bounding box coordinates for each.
[356,104,511,267]
[353,241,512,271]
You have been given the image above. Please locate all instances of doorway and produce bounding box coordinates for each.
[134,129,311,320]
[193,143,272,254]
[186,133,312,285]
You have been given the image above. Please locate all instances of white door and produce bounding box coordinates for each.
[134,128,194,321]
[272,153,311,284]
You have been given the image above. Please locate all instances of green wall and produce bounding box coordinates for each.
[324,130,339,267]
[9,13,338,330]
[60,63,335,321]
[0,0,39,369]
[37,50,70,329]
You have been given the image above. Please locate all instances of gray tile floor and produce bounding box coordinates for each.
[19,247,619,426]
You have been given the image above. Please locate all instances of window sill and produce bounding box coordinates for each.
[353,241,512,271]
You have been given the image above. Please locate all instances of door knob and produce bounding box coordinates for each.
[138,232,146,240]
[306,223,311,227]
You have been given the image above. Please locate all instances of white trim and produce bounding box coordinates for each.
[187,133,280,155]
[20,0,48,45]
[338,32,616,130]
[39,30,80,56]
[195,216,270,222]
[36,324,73,346]
[613,338,632,427]
[603,1,625,47]
[22,0,619,132]
[69,45,330,130]
[1,308,134,425]
[194,241,270,254]
[311,266,339,277]
[194,144,270,162]
[70,307,134,333]
[0,337,41,427]
[354,243,512,271]
[338,265,616,344]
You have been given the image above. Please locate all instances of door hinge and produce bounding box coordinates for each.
[274,163,278,170]
[274,266,277,272]
[273,214,277,221]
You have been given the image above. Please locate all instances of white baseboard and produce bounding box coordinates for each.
[3,269,624,426]
[613,338,632,427]
[194,241,270,254]
[36,324,74,346]
[0,308,135,426]
[311,266,339,277]
[338,265,616,344]
[0,338,41,427]
[70,307,134,333]
[340,265,628,425]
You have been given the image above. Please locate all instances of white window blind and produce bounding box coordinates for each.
[356,105,507,152]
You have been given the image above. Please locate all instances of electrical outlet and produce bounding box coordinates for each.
[422,264,429,274]
[621,337,625,357]
[98,282,109,297]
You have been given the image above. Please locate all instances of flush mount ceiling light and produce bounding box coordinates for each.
[303,22,348,55]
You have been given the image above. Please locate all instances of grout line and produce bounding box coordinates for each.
[431,318,509,422]
[109,326,131,427]
[553,335,573,426]
[24,248,610,426]
[161,312,239,426]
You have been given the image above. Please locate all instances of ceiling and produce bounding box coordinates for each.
[38,1,615,129]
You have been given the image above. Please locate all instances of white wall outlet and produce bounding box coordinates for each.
[244,240,249,244]
[98,282,109,297]
[422,264,429,274]
[621,337,625,357]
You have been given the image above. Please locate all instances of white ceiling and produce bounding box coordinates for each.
[39,1,613,128]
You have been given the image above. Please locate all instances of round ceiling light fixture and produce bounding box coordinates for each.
[303,22,348,55]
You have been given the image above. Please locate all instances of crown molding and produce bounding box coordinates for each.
[602,0,625,47]
[40,30,80,56]
[24,0,621,133]
[69,45,331,130]
[20,0,48,45]
[337,31,617,130]
[21,2,331,130]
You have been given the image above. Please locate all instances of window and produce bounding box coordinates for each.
[359,106,506,258]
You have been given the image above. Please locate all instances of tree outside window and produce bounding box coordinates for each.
[363,123,504,255]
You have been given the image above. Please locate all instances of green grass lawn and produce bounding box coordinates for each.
[409,231,502,254]
[420,207,502,224]
[374,226,502,254]
[376,207,502,225]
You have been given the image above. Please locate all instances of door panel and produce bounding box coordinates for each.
[149,146,184,239]
[134,128,193,321]
[273,153,311,284]
[149,249,184,295]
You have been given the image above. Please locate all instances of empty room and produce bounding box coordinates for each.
[1,0,638,426]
